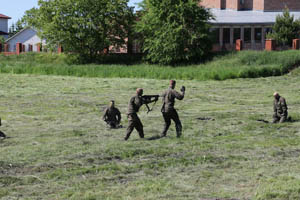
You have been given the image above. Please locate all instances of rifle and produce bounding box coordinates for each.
[142,95,159,114]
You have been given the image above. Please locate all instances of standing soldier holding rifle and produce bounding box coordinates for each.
[125,88,158,140]
[161,80,185,138]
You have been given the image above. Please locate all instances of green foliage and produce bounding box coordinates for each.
[8,19,25,37]
[21,7,40,29]
[28,0,134,62]
[267,8,300,46]
[135,0,213,65]
[0,36,5,48]
[1,51,300,80]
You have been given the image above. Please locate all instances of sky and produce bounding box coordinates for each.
[0,0,142,27]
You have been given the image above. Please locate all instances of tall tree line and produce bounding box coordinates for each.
[23,0,213,64]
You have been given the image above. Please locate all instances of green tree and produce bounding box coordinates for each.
[28,0,134,62]
[8,19,25,37]
[0,36,5,51]
[21,8,40,28]
[135,0,213,65]
[268,8,300,46]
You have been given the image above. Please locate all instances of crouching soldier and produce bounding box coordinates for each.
[103,100,122,128]
[161,80,185,138]
[273,92,288,123]
[125,88,158,140]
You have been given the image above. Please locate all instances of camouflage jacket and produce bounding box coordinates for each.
[161,87,184,113]
[127,95,144,114]
[273,96,288,115]
[103,107,121,123]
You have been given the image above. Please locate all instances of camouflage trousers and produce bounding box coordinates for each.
[105,121,119,129]
[161,109,182,137]
[125,113,144,140]
[273,112,288,123]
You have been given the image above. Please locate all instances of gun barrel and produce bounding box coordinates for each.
[142,95,159,99]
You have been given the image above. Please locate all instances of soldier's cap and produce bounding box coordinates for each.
[170,80,176,86]
[273,92,279,97]
[136,88,143,93]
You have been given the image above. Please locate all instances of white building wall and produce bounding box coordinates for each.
[0,18,8,33]
[6,28,44,52]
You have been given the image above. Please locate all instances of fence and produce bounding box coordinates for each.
[0,42,63,55]
[212,39,300,52]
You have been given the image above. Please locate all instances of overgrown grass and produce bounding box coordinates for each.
[1,73,300,199]
[1,50,300,80]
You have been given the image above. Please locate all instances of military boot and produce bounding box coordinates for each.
[176,124,182,138]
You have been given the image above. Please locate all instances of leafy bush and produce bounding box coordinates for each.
[135,0,213,65]
[267,8,300,46]
[1,50,300,80]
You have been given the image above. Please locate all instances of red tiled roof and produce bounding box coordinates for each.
[0,14,11,19]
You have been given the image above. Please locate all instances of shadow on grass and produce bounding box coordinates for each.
[146,135,162,140]
[256,116,300,124]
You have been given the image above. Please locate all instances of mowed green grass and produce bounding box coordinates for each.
[1,73,300,200]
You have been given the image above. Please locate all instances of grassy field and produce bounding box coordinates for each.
[1,50,300,81]
[1,72,300,200]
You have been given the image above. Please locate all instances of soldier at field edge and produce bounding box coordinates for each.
[0,118,6,138]
[102,100,122,128]
[273,92,288,123]
[161,80,185,138]
[125,88,158,140]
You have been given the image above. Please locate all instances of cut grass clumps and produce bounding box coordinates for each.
[1,73,300,199]
[255,176,300,200]
[1,50,300,80]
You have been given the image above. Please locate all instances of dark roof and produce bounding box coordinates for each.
[0,14,11,19]
[0,31,8,35]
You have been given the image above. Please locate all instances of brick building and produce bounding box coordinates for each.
[200,0,300,50]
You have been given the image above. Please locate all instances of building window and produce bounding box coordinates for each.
[244,28,251,43]
[234,28,241,43]
[221,0,226,10]
[210,28,220,44]
[255,28,262,42]
[265,28,273,35]
[240,0,244,4]
[223,28,230,44]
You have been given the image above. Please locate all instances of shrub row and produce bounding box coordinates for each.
[0,51,300,81]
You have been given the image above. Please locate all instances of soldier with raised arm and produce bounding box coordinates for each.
[102,100,122,128]
[273,92,288,123]
[161,80,185,138]
[125,88,158,140]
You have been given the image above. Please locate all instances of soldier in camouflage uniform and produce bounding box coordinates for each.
[161,80,185,138]
[273,92,288,123]
[125,88,158,140]
[102,100,122,128]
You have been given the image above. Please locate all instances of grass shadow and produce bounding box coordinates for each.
[146,135,162,141]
